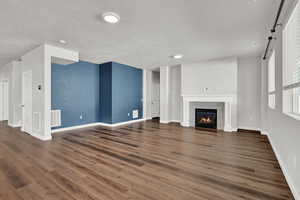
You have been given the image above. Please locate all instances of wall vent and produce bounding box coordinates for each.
[33,112,41,131]
[51,110,61,127]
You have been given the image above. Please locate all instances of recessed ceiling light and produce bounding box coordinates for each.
[59,40,67,44]
[102,12,120,24]
[172,54,183,59]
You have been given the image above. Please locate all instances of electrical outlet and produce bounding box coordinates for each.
[132,110,139,119]
[128,113,130,117]
[80,115,83,120]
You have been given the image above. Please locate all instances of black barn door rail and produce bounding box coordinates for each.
[262,0,286,60]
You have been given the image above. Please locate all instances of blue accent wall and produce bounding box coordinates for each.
[99,62,143,124]
[52,61,143,129]
[51,61,100,129]
[111,62,143,123]
[99,62,112,123]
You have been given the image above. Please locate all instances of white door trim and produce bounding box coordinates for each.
[22,70,33,134]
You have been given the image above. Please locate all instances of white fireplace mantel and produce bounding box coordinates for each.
[181,94,237,132]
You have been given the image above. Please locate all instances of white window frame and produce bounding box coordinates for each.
[268,50,276,109]
[282,0,300,119]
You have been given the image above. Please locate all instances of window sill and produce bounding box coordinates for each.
[284,112,300,121]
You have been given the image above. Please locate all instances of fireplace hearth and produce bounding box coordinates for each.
[195,108,217,130]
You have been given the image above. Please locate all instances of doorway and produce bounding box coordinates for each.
[0,81,9,121]
[22,71,32,134]
[151,71,160,119]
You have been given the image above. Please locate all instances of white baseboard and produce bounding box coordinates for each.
[97,118,146,127]
[30,132,52,141]
[261,130,269,136]
[160,120,170,124]
[52,118,146,133]
[267,134,299,200]
[8,124,21,128]
[224,126,236,132]
[180,122,190,127]
[159,120,181,124]
[238,126,261,132]
[8,123,21,128]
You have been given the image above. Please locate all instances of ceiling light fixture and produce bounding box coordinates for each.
[172,54,183,59]
[59,40,67,44]
[102,12,120,24]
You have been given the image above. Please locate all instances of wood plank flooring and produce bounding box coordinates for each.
[0,120,294,200]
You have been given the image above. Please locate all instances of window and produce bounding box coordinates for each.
[268,50,276,109]
[283,1,300,117]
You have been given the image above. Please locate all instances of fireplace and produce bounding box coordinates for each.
[195,108,217,130]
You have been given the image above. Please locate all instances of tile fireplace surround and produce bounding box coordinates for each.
[181,95,237,132]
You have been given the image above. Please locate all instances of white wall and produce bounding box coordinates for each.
[21,45,47,139]
[20,44,79,141]
[11,61,22,126]
[0,61,22,126]
[152,71,160,118]
[169,65,181,122]
[237,56,261,130]
[160,66,170,123]
[181,58,238,130]
[0,63,12,122]
[182,57,238,95]
[144,70,152,120]
[261,0,300,198]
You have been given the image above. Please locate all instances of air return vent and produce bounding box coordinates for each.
[33,112,41,131]
[51,110,61,127]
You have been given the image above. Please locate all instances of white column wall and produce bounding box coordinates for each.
[143,69,153,120]
[160,66,170,123]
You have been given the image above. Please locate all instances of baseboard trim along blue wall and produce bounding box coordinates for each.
[52,61,143,129]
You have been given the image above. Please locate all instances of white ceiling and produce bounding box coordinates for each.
[0,0,280,69]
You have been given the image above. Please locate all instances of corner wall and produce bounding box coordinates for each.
[21,45,46,139]
[99,62,143,124]
[237,56,262,130]
[261,0,300,198]
[21,44,79,140]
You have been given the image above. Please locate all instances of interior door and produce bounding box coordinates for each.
[22,71,32,134]
[3,82,8,120]
[0,82,3,121]
[151,72,160,118]
[0,81,8,121]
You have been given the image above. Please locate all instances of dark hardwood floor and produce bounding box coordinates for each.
[0,120,294,200]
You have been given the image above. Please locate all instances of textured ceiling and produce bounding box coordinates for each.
[0,0,280,69]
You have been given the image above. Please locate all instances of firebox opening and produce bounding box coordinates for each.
[195,108,217,130]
